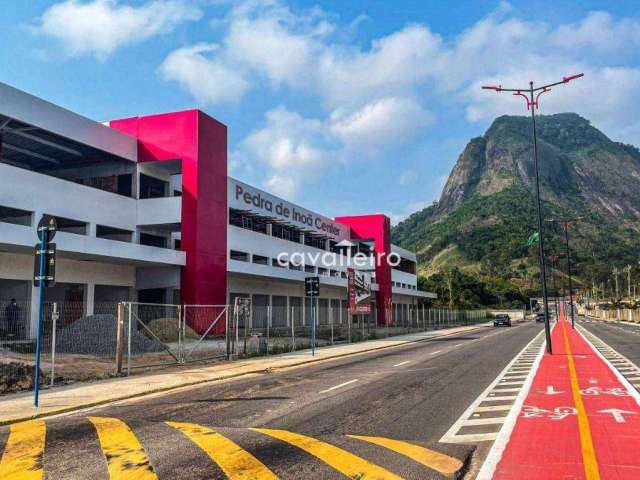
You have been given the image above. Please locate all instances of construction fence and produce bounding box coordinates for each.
[1,300,489,394]
[583,308,640,323]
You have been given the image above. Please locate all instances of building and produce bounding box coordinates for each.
[0,82,435,337]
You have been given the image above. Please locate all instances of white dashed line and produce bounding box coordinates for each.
[319,379,359,394]
[431,350,442,355]
[454,343,464,347]
[393,361,411,367]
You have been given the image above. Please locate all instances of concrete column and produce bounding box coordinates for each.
[88,222,97,237]
[85,283,95,316]
[286,296,290,327]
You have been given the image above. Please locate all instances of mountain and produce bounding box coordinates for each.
[392,113,640,306]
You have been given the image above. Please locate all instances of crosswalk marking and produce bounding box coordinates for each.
[348,434,463,477]
[88,416,158,480]
[167,422,277,480]
[0,420,45,480]
[251,428,402,480]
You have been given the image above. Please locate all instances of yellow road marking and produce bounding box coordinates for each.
[348,435,462,478]
[88,416,158,480]
[167,422,277,480]
[0,420,45,480]
[250,428,402,480]
[561,321,601,480]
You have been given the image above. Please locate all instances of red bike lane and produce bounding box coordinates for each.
[491,307,640,480]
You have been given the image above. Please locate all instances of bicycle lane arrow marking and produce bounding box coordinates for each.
[538,385,564,395]
[598,409,636,424]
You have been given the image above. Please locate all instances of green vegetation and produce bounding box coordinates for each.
[393,113,640,307]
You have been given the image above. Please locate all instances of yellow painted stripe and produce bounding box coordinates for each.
[348,435,462,477]
[88,416,158,480]
[166,422,277,480]
[561,321,601,480]
[251,428,402,480]
[0,420,45,480]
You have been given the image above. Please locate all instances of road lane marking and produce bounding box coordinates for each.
[462,417,508,426]
[475,405,512,412]
[561,322,600,480]
[167,422,277,480]
[251,428,402,479]
[392,361,410,367]
[441,329,545,445]
[348,435,463,477]
[0,420,45,480]
[430,350,442,355]
[453,343,463,348]
[319,379,359,394]
[88,416,158,480]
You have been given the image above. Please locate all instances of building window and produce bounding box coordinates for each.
[229,209,269,234]
[51,215,87,235]
[272,258,285,268]
[330,270,339,277]
[304,265,315,273]
[289,262,302,271]
[139,174,168,199]
[96,225,132,243]
[318,267,328,276]
[358,242,373,256]
[304,235,326,250]
[392,257,417,274]
[341,271,347,279]
[272,223,301,243]
[252,254,269,265]
[230,250,249,262]
[0,205,32,226]
[140,232,167,248]
[174,239,181,250]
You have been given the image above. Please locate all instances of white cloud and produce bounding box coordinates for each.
[317,24,442,107]
[549,11,640,58]
[330,97,432,147]
[159,43,251,104]
[34,0,202,60]
[237,106,334,198]
[224,1,331,88]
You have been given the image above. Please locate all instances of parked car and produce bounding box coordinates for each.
[494,314,511,327]
[535,313,546,323]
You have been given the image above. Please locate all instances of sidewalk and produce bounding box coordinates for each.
[490,307,640,480]
[0,323,490,425]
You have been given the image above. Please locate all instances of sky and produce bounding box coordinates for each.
[1,0,640,224]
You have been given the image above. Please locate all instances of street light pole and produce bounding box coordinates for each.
[482,73,583,353]
[546,218,580,329]
[549,254,560,318]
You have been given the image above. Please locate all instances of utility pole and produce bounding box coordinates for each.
[546,218,579,329]
[624,265,632,300]
[613,268,620,300]
[482,73,583,353]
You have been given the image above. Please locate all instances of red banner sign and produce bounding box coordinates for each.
[348,268,372,314]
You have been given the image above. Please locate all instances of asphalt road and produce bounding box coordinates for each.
[0,322,544,480]
[578,317,640,366]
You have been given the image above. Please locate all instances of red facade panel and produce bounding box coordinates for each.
[110,110,228,333]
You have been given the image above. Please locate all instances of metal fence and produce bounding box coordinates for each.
[1,299,488,394]
[121,302,230,373]
[0,301,122,395]
[227,305,488,357]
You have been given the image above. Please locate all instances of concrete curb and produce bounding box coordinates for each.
[0,324,491,425]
